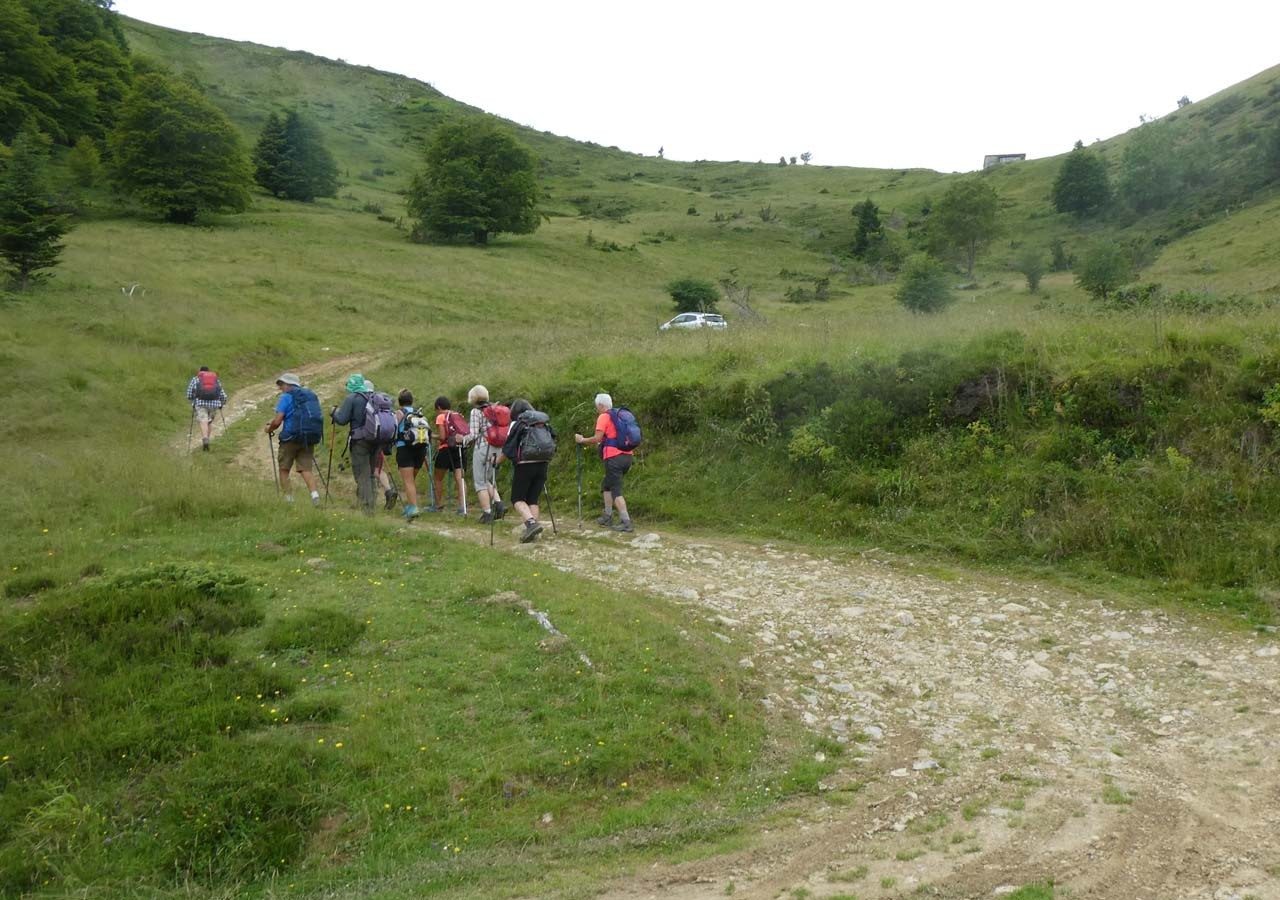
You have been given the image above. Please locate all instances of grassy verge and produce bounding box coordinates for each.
[1,453,840,898]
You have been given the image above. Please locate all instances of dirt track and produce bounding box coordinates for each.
[189,368,1280,900]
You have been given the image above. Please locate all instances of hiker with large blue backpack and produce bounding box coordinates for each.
[331,373,397,514]
[263,372,324,506]
[574,392,641,533]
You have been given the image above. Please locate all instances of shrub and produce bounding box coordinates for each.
[1015,247,1046,293]
[896,254,953,313]
[667,276,719,313]
[1075,241,1130,301]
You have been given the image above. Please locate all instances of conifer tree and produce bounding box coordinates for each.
[0,125,72,290]
[253,111,338,202]
[252,111,286,193]
[851,199,882,258]
[109,72,251,224]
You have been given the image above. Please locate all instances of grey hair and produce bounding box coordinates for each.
[468,384,489,405]
[594,392,613,409]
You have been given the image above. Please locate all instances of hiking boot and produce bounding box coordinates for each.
[479,510,494,525]
[520,520,544,543]
[611,519,635,533]
[311,495,322,508]
[493,500,506,520]
[403,504,420,520]
[596,513,614,527]
[202,437,210,451]
[423,505,443,513]
[384,488,399,510]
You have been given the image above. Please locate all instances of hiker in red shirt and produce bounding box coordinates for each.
[574,392,635,533]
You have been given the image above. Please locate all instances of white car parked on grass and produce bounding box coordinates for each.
[659,312,727,330]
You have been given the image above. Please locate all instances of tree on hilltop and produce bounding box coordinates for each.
[253,110,339,202]
[108,72,252,224]
[1051,141,1111,217]
[0,125,72,290]
[931,178,999,277]
[406,119,539,245]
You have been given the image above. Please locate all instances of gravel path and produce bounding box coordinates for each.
[183,367,1280,899]
[435,522,1280,900]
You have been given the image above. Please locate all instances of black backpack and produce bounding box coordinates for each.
[516,410,556,462]
[286,387,324,446]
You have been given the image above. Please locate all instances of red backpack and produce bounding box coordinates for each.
[195,370,221,401]
[482,403,511,447]
[444,410,470,448]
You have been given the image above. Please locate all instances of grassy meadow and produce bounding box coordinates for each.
[2,13,1280,897]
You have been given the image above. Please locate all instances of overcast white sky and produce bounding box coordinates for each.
[114,0,1280,173]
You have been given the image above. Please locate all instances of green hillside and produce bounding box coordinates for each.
[2,12,1280,898]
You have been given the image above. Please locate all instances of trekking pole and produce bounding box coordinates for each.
[576,444,583,530]
[543,477,558,536]
[445,445,454,511]
[324,429,335,503]
[426,443,437,509]
[488,456,496,547]
[187,407,196,454]
[455,448,465,517]
[267,433,280,493]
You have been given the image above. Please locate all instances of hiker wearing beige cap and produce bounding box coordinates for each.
[264,373,322,505]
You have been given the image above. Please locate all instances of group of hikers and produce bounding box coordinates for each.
[187,367,640,543]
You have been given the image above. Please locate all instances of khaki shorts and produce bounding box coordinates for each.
[195,406,220,424]
[277,439,315,472]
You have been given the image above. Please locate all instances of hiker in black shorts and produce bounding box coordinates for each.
[495,398,556,543]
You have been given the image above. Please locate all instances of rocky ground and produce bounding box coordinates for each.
[197,370,1280,900]
[438,520,1280,900]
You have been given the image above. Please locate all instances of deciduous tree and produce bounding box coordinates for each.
[406,119,539,245]
[1051,141,1111,217]
[667,277,719,313]
[108,72,252,224]
[1075,241,1130,302]
[895,254,952,314]
[931,178,999,277]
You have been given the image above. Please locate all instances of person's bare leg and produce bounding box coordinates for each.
[299,468,319,493]
[399,467,419,507]
[432,466,445,507]
[514,501,534,521]
[280,468,292,497]
[614,496,630,519]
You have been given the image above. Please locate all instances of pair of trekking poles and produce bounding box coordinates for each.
[187,406,229,455]
[265,430,333,501]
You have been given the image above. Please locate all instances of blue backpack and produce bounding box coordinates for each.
[286,387,324,446]
[604,407,642,452]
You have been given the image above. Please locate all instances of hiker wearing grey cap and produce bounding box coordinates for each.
[330,373,378,513]
[264,373,321,505]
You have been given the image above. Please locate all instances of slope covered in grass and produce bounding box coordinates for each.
[2,13,1280,897]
